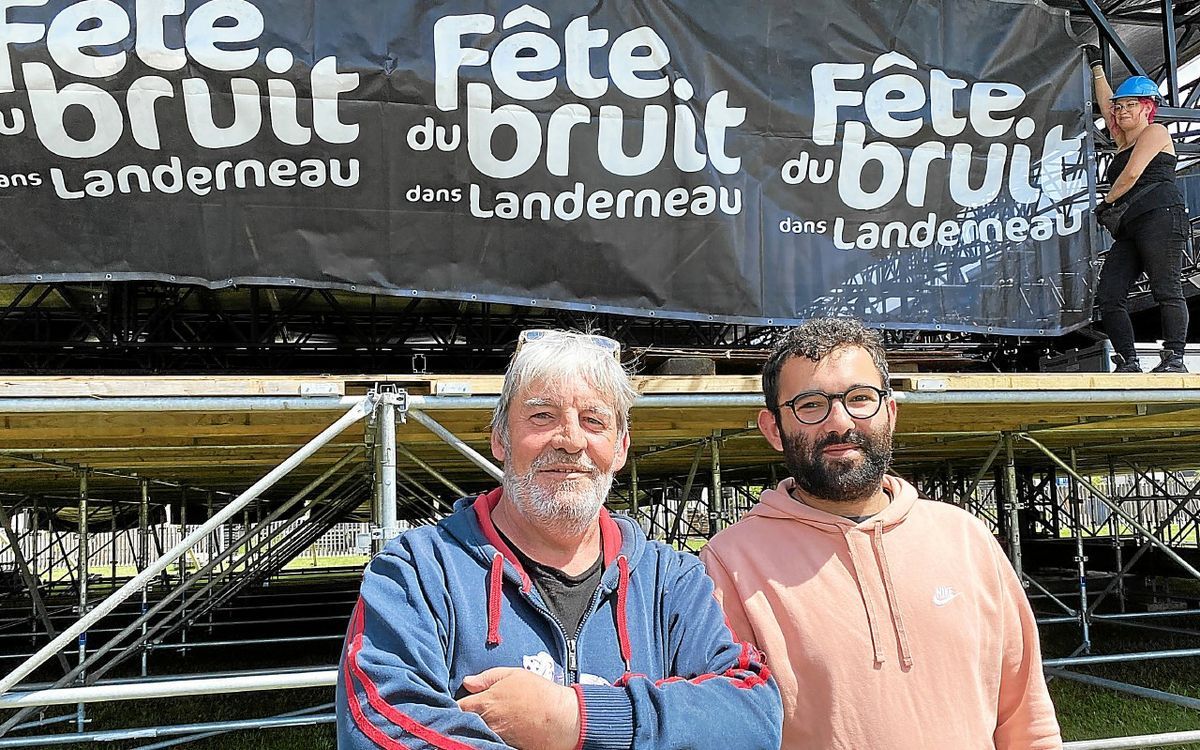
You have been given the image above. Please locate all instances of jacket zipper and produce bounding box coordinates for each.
[527,599,572,686]
[566,638,578,678]
[523,581,607,686]
[565,584,606,684]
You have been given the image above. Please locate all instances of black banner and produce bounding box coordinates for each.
[0,0,1093,333]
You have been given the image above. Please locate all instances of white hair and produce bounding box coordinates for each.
[491,330,637,448]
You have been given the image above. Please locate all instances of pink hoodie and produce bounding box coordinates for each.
[701,475,1061,750]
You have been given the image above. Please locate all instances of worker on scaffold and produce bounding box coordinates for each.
[1086,44,1190,373]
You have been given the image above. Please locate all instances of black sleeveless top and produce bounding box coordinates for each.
[1105,150,1185,223]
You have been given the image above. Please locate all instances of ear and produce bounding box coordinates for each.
[612,429,631,473]
[490,428,507,463]
[885,393,898,430]
[757,408,785,453]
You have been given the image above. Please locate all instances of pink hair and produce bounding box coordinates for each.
[1107,96,1158,135]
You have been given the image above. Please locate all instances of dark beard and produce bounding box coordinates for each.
[782,426,893,503]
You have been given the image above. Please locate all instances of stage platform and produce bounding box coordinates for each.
[2,372,1200,511]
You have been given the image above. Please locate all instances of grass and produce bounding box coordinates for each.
[11,624,1200,749]
[283,554,368,570]
[11,559,1200,748]
[40,554,369,584]
[1052,679,1200,746]
[1043,619,1200,748]
[33,687,339,750]
[1058,523,1200,546]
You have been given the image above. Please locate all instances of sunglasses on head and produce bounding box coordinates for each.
[516,329,622,359]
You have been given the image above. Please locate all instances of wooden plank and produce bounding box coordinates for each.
[2,371,1199,401]
[420,374,763,396]
[892,372,1200,391]
[634,375,761,394]
[6,372,1200,500]
[0,376,348,398]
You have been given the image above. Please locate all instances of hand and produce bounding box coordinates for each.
[1081,43,1103,68]
[1093,200,1121,234]
[458,668,581,750]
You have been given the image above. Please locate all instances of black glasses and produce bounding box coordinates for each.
[778,385,891,425]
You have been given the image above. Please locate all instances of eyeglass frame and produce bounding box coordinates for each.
[516,329,622,359]
[776,384,892,425]
[1110,99,1148,112]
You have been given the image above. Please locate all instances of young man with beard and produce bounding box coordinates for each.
[701,317,1061,749]
[337,329,781,750]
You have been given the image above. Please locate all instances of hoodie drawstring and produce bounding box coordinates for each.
[615,555,632,671]
[486,549,635,669]
[844,536,886,666]
[486,553,504,647]
[872,521,913,669]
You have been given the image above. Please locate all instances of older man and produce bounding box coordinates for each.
[337,329,781,750]
[701,317,1061,749]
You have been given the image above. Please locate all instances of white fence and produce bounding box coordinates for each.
[0,519,372,572]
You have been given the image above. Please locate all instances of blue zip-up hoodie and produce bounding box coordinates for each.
[337,488,782,750]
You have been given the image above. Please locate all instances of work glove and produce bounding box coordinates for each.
[1081,44,1103,69]
[1093,201,1120,235]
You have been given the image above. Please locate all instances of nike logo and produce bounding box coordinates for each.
[932,586,960,606]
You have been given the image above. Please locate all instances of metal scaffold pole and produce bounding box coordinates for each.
[139,481,149,678]
[1002,434,1023,580]
[0,499,67,674]
[708,430,723,537]
[1021,435,1200,583]
[75,471,88,733]
[377,398,398,551]
[630,457,639,523]
[1069,448,1091,655]
[0,396,375,697]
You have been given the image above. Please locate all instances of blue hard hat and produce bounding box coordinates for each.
[1111,75,1162,102]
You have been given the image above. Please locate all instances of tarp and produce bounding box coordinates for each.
[0,0,1094,333]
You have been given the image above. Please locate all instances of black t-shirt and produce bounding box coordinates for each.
[497,530,603,641]
[1106,149,1185,224]
[844,514,876,524]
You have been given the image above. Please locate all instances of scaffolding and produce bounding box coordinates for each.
[1,1,1200,744]
[0,373,1199,746]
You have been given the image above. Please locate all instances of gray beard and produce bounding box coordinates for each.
[502,451,613,536]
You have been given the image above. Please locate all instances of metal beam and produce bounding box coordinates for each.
[0,501,69,673]
[0,714,334,748]
[395,443,466,497]
[0,396,374,695]
[406,407,503,482]
[1077,0,1151,77]
[1019,434,1200,582]
[1064,730,1200,749]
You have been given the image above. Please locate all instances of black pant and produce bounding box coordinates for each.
[1096,204,1190,359]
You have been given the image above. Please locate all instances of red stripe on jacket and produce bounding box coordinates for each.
[347,599,476,750]
[343,650,411,750]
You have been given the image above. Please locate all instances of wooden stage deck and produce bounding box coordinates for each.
[3,373,1200,505]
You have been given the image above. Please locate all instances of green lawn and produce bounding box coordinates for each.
[1044,619,1200,748]
[10,620,1200,749]
[12,558,1200,748]
[40,553,369,584]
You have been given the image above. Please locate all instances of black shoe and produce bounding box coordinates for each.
[1150,350,1188,373]
[1111,354,1141,373]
